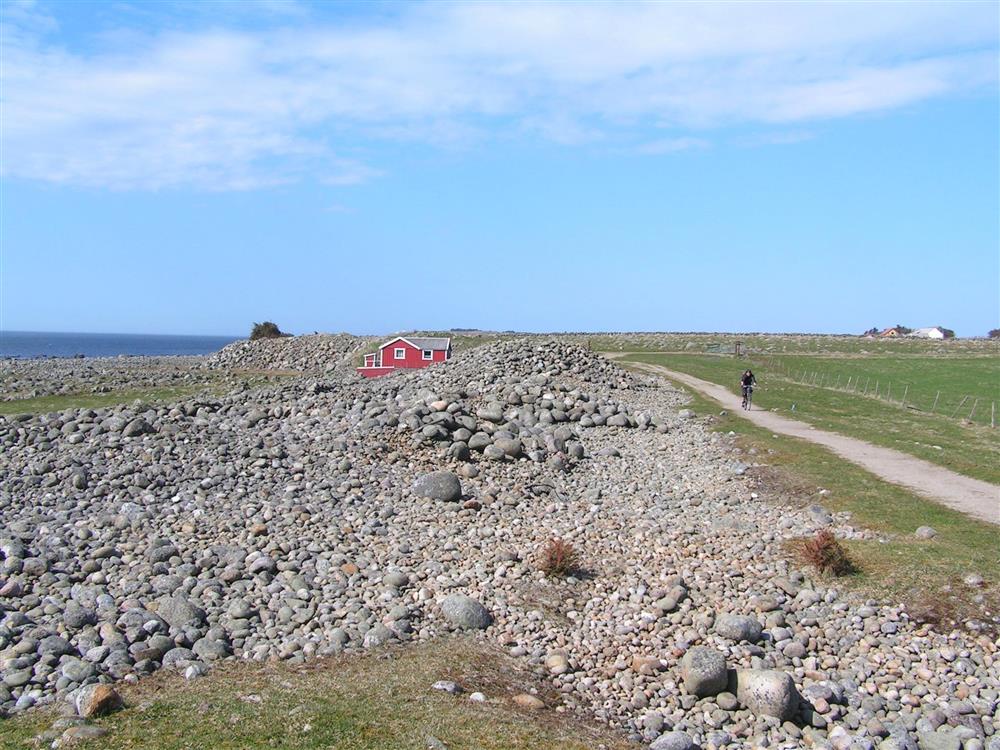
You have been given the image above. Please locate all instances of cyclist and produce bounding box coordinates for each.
[740,369,757,409]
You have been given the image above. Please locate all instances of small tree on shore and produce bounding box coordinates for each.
[250,321,289,340]
[989,329,1000,339]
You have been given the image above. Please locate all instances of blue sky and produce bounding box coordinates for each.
[2,0,998,336]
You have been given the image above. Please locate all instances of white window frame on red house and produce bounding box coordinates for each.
[394,348,406,360]
[422,350,432,360]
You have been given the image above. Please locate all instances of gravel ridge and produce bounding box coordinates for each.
[0,337,996,750]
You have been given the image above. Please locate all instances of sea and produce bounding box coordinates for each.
[0,331,241,359]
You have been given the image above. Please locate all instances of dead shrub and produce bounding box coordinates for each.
[538,538,580,578]
[797,530,855,576]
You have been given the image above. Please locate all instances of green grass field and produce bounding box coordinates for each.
[0,387,207,417]
[758,354,998,422]
[624,352,1000,485]
[0,371,301,417]
[587,332,998,356]
[617,364,999,631]
[1,639,633,750]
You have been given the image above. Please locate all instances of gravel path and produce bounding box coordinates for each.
[623,360,1000,526]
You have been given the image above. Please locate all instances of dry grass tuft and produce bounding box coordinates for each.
[538,538,581,578]
[797,530,855,576]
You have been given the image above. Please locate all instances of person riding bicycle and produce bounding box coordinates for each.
[740,369,757,406]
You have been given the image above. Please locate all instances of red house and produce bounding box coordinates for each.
[357,336,452,378]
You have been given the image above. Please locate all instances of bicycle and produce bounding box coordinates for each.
[741,384,754,411]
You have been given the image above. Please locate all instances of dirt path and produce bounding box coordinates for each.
[624,360,1000,526]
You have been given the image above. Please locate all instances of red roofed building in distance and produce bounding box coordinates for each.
[356,336,452,378]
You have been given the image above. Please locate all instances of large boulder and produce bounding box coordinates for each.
[440,594,492,630]
[680,646,728,697]
[735,669,798,720]
[412,471,462,502]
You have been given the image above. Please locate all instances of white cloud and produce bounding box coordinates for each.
[521,114,605,146]
[735,131,816,147]
[1,1,996,190]
[633,137,710,155]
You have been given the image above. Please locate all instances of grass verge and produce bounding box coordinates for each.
[0,638,634,750]
[621,361,999,632]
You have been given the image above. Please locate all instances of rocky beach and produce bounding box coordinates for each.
[1,335,997,750]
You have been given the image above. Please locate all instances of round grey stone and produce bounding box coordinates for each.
[440,594,492,630]
[363,624,395,648]
[3,670,31,688]
[680,646,728,697]
[161,647,196,668]
[917,732,962,750]
[735,669,798,720]
[412,471,462,502]
[156,596,207,630]
[384,571,409,589]
[650,731,695,750]
[192,638,230,661]
[61,658,96,683]
[715,613,763,642]
[38,635,73,656]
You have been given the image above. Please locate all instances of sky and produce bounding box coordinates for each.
[1,0,998,337]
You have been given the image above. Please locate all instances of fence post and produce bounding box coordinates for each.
[992,401,995,429]
[875,380,879,398]
[901,384,908,407]
[969,399,979,420]
[887,382,891,402]
[951,395,969,418]
[931,391,940,412]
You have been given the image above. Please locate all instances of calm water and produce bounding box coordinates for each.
[0,331,240,359]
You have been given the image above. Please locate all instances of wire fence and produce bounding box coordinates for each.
[754,357,997,428]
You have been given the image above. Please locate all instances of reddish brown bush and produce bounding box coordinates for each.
[797,530,854,576]
[538,538,580,577]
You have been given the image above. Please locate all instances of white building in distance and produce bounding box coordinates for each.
[909,327,947,339]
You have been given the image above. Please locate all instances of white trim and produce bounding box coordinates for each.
[378,335,452,352]
[422,349,433,360]
[379,336,418,351]
[394,347,406,360]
